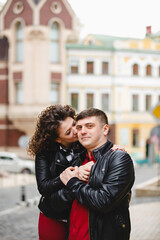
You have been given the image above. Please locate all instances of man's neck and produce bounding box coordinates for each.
[87,151,92,158]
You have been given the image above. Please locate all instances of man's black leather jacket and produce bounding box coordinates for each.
[50,140,135,240]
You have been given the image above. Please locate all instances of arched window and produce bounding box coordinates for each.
[132,64,139,76]
[50,22,60,63]
[146,64,152,76]
[16,22,23,62]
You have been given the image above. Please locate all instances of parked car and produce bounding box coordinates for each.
[0,152,35,174]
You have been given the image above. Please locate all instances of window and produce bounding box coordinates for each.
[146,64,152,76]
[133,64,139,76]
[70,60,79,74]
[102,93,109,111]
[50,83,59,103]
[86,93,94,108]
[102,62,109,75]
[132,94,139,111]
[16,22,23,62]
[145,95,152,111]
[86,61,94,74]
[132,129,139,147]
[71,66,78,74]
[15,82,23,104]
[71,93,78,110]
[50,22,59,63]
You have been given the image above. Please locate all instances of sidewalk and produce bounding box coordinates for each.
[130,201,160,240]
[0,169,160,240]
[0,173,36,188]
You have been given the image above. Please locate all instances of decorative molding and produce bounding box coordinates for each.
[50,1,62,14]
[13,1,24,14]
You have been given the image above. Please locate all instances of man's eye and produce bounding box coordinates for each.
[88,124,93,128]
[76,126,81,131]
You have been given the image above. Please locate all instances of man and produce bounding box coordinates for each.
[51,108,135,240]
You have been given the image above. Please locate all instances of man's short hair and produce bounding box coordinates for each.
[76,108,108,125]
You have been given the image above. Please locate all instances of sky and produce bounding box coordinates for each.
[68,0,160,39]
[0,0,160,39]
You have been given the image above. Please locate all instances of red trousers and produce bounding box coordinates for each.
[38,212,67,240]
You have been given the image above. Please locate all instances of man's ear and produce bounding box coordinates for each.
[103,124,109,136]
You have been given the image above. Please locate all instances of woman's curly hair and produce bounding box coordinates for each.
[28,104,76,156]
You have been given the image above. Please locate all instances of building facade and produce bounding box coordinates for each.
[67,32,160,159]
[0,0,79,155]
[0,0,160,160]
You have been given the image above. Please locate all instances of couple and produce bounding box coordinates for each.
[28,105,135,240]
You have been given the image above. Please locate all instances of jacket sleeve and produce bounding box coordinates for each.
[66,151,135,213]
[49,187,74,212]
[35,151,64,196]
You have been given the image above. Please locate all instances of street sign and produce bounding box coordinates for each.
[152,102,160,121]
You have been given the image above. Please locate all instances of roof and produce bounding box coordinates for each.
[66,33,160,54]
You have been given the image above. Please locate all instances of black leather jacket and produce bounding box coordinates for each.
[50,140,135,240]
[35,142,82,220]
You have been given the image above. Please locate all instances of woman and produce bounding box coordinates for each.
[28,104,92,240]
[28,104,124,240]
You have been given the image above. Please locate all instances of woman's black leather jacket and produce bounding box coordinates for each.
[35,142,82,220]
[50,140,135,240]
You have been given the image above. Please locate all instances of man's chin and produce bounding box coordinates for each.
[79,141,90,148]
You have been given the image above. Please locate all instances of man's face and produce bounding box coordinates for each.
[76,116,109,152]
[56,117,78,147]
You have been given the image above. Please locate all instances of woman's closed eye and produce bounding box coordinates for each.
[66,130,71,135]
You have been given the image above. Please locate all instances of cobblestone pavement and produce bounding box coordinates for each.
[0,164,160,240]
[0,204,39,240]
[130,201,160,240]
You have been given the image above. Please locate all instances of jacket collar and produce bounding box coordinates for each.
[92,140,113,159]
[79,140,113,161]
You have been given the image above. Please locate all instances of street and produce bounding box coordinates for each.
[0,164,160,240]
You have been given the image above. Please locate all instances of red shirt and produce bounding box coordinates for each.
[69,153,96,240]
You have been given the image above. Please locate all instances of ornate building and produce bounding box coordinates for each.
[0,0,79,154]
[0,1,160,160]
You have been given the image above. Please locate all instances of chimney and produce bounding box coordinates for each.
[146,26,152,35]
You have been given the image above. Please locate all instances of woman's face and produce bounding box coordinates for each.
[56,117,78,147]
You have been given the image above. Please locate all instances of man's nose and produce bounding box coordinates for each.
[81,126,86,134]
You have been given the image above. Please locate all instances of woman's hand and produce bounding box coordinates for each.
[78,161,94,182]
[112,144,127,152]
[60,166,78,185]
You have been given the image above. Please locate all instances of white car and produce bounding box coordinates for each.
[0,152,35,174]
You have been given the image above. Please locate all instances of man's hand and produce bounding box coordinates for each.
[79,161,94,182]
[60,166,79,185]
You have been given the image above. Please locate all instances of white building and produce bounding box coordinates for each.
[66,32,160,159]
